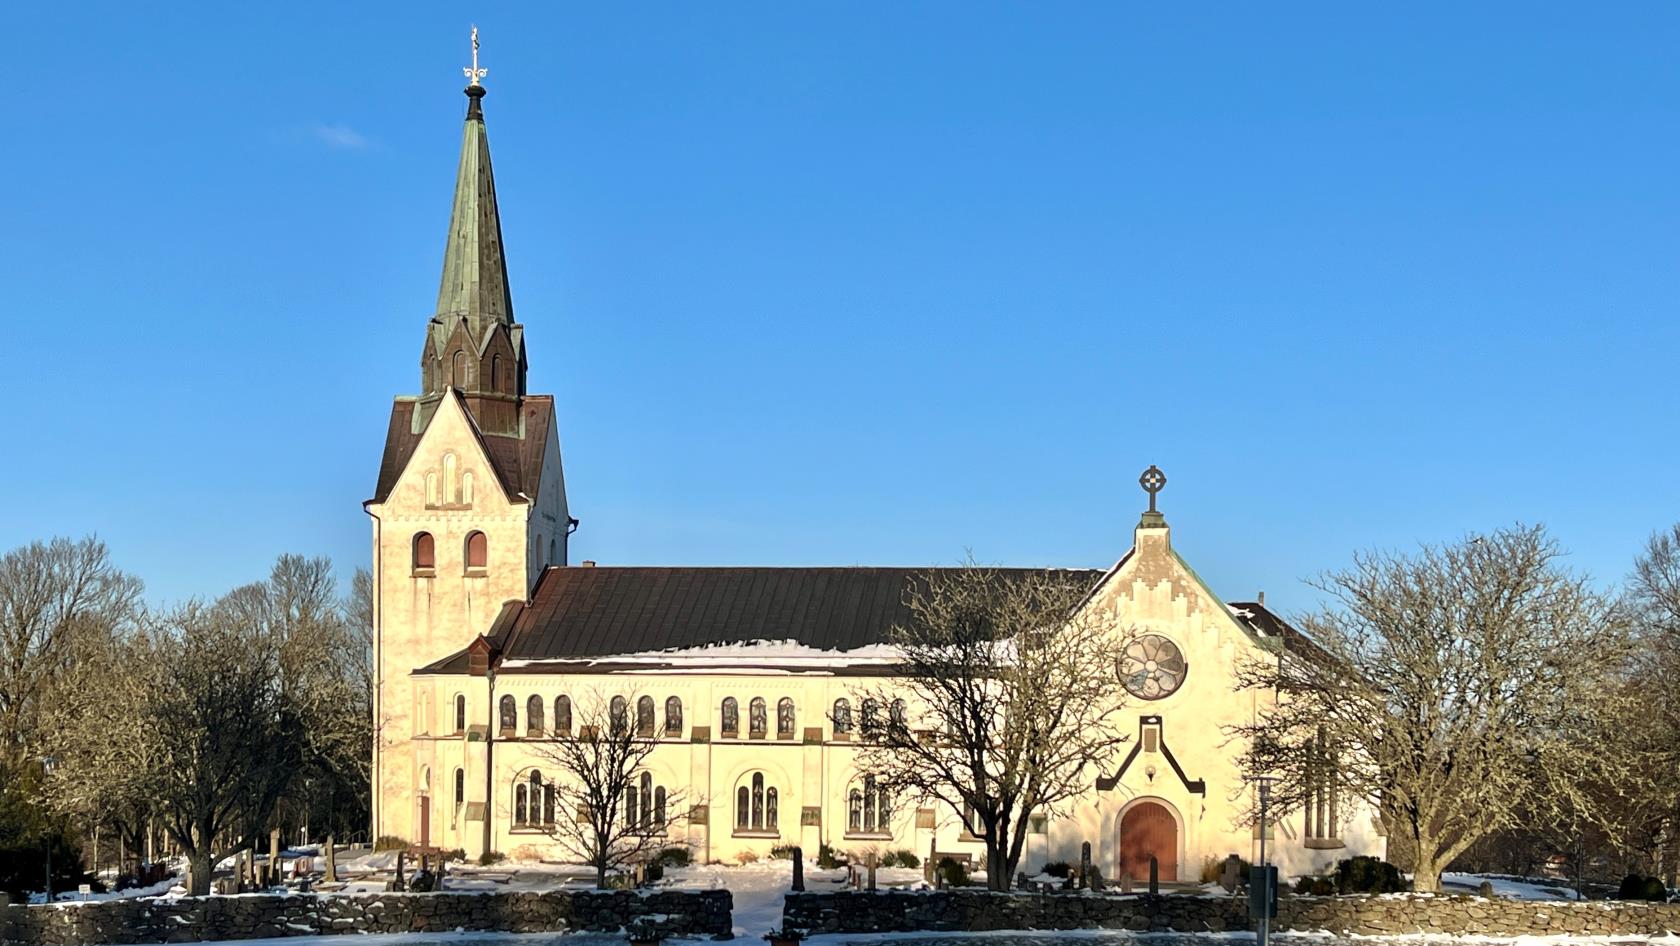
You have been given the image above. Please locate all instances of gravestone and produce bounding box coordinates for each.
[323,835,338,883]
[1220,854,1242,893]
[1080,842,1092,890]
[866,853,877,892]
[391,851,408,892]
[1149,856,1159,895]
[791,847,804,892]
[1480,880,1496,898]
[269,828,281,886]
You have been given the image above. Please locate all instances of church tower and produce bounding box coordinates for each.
[364,43,571,844]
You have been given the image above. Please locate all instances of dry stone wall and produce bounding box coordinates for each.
[0,889,732,946]
[783,890,1680,937]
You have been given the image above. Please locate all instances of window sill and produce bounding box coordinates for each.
[412,569,436,579]
[1303,837,1346,850]
[463,568,488,578]
[843,832,894,841]
[777,732,796,741]
[732,830,782,839]
[509,826,555,834]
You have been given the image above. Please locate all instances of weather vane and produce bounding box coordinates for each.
[464,25,487,87]
[1139,464,1166,514]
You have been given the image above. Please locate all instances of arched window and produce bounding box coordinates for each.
[664,696,683,737]
[554,695,572,736]
[767,787,779,831]
[890,699,906,731]
[514,778,528,826]
[752,772,764,826]
[636,695,655,736]
[452,350,467,387]
[1304,732,1340,841]
[847,774,890,834]
[733,771,780,834]
[736,786,749,829]
[721,697,739,735]
[465,531,488,570]
[443,453,458,502]
[777,697,795,736]
[498,694,516,735]
[848,788,863,832]
[610,696,628,737]
[749,698,767,736]
[491,353,502,391]
[526,695,544,737]
[462,471,474,505]
[425,472,438,506]
[640,772,654,826]
[454,694,467,733]
[832,699,853,735]
[861,698,880,737]
[413,532,435,571]
[655,786,667,826]
[454,767,465,812]
[515,770,552,827]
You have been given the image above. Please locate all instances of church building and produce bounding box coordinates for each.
[366,71,1386,883]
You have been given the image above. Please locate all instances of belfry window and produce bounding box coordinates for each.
[554,695,572,736]
[637,695,656,736]
[749,698,767,736]
[721,698,739,736]
[498,695,516,736]
[453,694,466,733]
[452,350,468,387]
[465,531,488,570]
[413,533,435,572]
[832,699,853,735]
[610,696,629,737]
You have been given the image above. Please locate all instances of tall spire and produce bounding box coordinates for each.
[417,27,528,437]
[434,27,512,328]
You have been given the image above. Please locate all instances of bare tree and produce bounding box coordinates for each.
[0,536,141,763]
[523,691,684,888]
[1625,524,1680,886]
[852,563,1131,890]
[1232,525,1634,892]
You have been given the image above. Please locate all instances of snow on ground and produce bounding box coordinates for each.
[656,856,927,937]
[1439,873,1586,901]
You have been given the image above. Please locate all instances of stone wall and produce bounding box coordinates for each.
[784,890,1680,937]
[0,889,732,946]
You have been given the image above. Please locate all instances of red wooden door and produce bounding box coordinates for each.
[418,796,431,848]
[1119,801,1177,882]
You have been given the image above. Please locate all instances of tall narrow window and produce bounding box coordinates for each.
[454,768,465,812]
[832,698,853,735]
[749,698,767,736]
[465,531,488,570]
[736,787,749,829]
[861,699,880,737]
[425,472,438,506]
[443,453,458,502]
[890,699,906,731]
[610,696,628,737]
[413,532,435,571]
[766,787,779,831]
[526,695,544,737]
[491,353,502,391]
[639,772,653,826]
[848,790,863,832]
[654,787,667,826]
[777,697,795,736]
[462,471,474,505]
[664,696,683,737]
[452,351,467,387]
[721,698,739,735]
[498,694,516,735]
[751,772,764,827]
[637,695,655,736]
[555,695,572,735]
[454,694,467,733]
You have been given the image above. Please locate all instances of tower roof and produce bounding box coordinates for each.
[433,85,514,330]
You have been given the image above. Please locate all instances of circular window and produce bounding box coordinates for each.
[1118,634,1188,700]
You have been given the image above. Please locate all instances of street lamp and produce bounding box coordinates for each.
[38,756,57,902]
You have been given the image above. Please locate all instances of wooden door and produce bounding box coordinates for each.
[1119,801,1177,882]
[418,796,431,849]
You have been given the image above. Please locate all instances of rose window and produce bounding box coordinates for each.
[1118,634,1188,700]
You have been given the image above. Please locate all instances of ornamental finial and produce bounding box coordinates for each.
[1139,464,1166,515]
[463,25,487,87]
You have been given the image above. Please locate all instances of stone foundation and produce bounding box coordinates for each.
[1,889,733,946]
[783,890,1680,937]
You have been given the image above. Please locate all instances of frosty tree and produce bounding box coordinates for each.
[852,561,1132,890]
[1232,524,1634,892]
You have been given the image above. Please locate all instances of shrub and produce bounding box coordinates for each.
[373,835,410,852]
[477,851,506,866]
[735,850,760,865]
[1295,875,1336,896]
[654,846,692,868]
[1618,874,1669,902]
[936,856,970,887]
[768,844,799,860]
[1334,856,1405,894]
[880,849,920,869]
[816,844,845,869]
[1199,856,1253,884]
[1043,861,1073,879]
[438,848,467,863]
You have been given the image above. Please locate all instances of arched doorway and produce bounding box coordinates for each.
[1118,800,1178,883]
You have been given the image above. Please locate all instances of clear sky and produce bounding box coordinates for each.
[5,2,1676,615]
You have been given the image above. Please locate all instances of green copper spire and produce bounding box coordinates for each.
[433,83,513,328]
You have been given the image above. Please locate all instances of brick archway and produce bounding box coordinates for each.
[1117,799,1178,883]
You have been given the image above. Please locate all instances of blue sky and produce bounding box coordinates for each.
[5,2,1677,614]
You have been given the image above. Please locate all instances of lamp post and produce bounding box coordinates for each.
[39,756,57,902]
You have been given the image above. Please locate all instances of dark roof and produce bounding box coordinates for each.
[468,565,1105,666]
[1226,600,1330,660]
[369,392,553,505]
